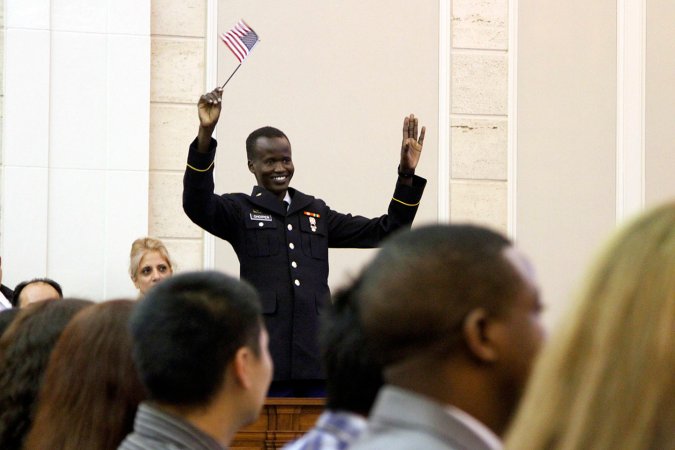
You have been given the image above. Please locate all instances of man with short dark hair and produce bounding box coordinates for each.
[351,225,546,450]
[283,279,383,450]
[12,278,63,308]
[183,87,427,396]
[118,271,273,450]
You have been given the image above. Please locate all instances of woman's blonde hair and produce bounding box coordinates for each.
[129,237,174,282]
[505,202,675,450]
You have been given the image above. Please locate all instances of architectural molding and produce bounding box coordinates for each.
[203,0,219,269]
[616,0,646,222]
[438,0,451,223]
[507,0,518,239]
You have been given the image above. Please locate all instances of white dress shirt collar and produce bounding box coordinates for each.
[445,405,503,450]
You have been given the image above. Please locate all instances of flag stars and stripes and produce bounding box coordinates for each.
[220,20,259,63]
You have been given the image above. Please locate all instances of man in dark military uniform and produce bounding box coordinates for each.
[183,87,426,396]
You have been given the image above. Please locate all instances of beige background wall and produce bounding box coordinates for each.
[516,0,618,324]
[646,0,675,205]
[516,0,675,326]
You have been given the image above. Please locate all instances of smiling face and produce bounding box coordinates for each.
[247,136,294,201]
[133,250,173,295]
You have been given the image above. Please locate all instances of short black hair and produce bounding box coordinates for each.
[245,126,289,161]
[130,271,263,408]
[320,279,383,415]
[12,278,63,307]
[358,224,522,367]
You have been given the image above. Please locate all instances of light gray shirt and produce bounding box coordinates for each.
[352,385,497,450]
[118,402,225,450]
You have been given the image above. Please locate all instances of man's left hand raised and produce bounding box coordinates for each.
[399,114,425,185]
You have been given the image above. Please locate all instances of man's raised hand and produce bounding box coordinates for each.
[198,87,223,130]
[400,114,426,173]
[196,87,223,153]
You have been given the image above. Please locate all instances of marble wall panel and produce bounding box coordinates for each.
[152,0,206,37]
[453,0,508,50]
[450,180,507,232]
[451,117,507,180]
[451,52,508,115]
[149,171,202,238]
[163,238,203,273]
[151,37,205,103]
[150,103,196,171]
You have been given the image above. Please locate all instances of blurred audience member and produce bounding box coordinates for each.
[0,299,93,450]
[0,257,13,308]
[11,278,63,308]
[24,300,146,450]
[352,225,545,450]
[506,202,675,450]
[129,237,174,296]
[119,271,273,450]
[0,309,20,336]
[284,279,384,450]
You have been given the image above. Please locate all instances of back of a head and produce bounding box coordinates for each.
[358,224,519,367]
[506,202,675,450]
[24,300,146,450]
[321,280,383,416]
[0,299,93,450]
[11,278,63,307]
[130,271,262,409]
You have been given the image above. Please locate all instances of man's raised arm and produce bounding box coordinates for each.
[196,87,223,154]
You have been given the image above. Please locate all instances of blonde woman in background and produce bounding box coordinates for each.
[129,237,174,297]
[505,202,675,450]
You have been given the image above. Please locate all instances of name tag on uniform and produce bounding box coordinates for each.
[250,213,272,222]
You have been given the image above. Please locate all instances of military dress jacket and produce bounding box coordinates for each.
[183,138,426,380]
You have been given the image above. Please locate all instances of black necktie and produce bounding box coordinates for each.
[283,201,290,212]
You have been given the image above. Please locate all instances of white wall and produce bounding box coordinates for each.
[2,0,151,300]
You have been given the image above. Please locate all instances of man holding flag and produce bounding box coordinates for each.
[182,21,427,397]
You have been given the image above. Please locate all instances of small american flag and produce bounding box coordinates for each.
[220,20,259,63]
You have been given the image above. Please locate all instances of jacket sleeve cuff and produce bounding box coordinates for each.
[187,137,217,172]
[392,175,427,206]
